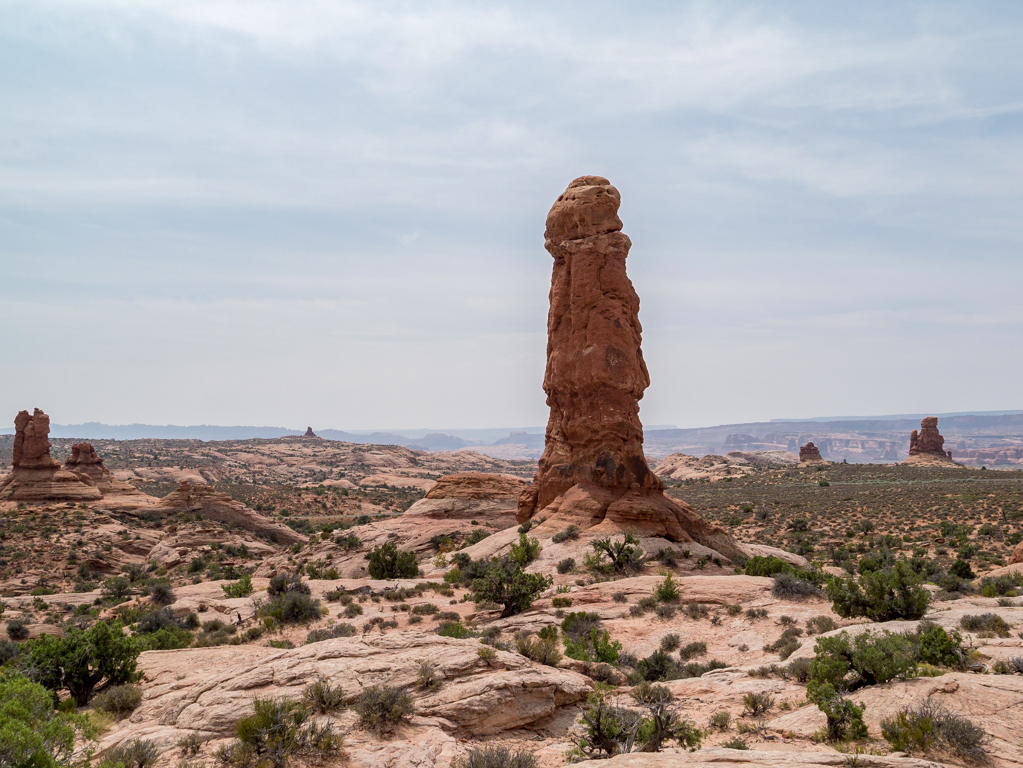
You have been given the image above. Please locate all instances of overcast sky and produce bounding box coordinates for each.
[2,1,1021,432]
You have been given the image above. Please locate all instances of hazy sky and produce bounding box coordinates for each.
[2,1,1021,432]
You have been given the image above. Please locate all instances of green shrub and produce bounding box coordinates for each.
[743,556,793,578]
[677,641,707,661]
[709,710,731,730]
[556,558,575,574]
[772,573,823,600]
[805,615,838,635]
[368,544,419,579]
[960,613,1011,637]
[354,685,415,734]
[222,574,254,598]
[764,627,802,660]
[28,620,140,705]
[916,622,965,667]
[510,533,542,567]
[92,684,143,716]
[415,662,443,692]
[257,591,322,626]
[742,691,774,716]
[585,534,644,575]
[654,573,680,603]
[470,557,552,618]
[516,626,562,667]
[234,697,314,768]
[268,572,309,597]
[6,619,28,641]
[881,700,987,760]
[437,620,472,639]
[551,525,580,544]
[576,683,702,756]
[0,673,96,768]
[305,623,357,644]
[101,576,133,603]
[826,562,929,621]
[721,737,749,750]
[146,582,175,606]
[101,738,159,768]
[552,596,573,608]
[660,633,681,652]
[303,679,345,713]
[455,745,537,768]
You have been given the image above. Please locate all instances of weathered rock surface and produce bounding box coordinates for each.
[798,442,825,463]
[0,409,101,501]
[100,633,592,754]
[517,176,740,560]
[426,472,528,501]
[575,751,957,768]
[303,426,317,437]
[152,481,306,544]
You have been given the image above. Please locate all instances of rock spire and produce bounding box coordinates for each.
[516,176,740,558]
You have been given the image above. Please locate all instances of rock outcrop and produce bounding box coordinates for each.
[152,480,306,544]
[1011,540,1023,565]
[303,426,317,437]
[575,751,962,768]
[798,441,825,463]
[516,176,741,559]
[0,409,102,501]
[904,416,956,465]
[97,634,592,755]
[63,442,143,498]
[910,416,949,456]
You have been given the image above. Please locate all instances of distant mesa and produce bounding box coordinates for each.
[1,409,101,501]
[903,416,957,466]
[303,426,317,438]
[516,176,741,560]
[798,441,826,464]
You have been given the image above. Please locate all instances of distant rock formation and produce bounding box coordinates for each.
[1,409,101,501]
[304,427,317,437]
[516,176,740,559]
[903,417,957,465]
[799,442,825,463]
[153,480,306,544]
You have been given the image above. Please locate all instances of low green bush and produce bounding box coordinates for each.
[881,700,987,760]
[92,684,143,716]
[354,685,415,734]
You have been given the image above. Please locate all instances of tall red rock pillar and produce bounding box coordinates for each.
[517,176,741,559]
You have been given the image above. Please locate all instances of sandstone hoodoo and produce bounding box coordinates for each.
[303,426,317,437]
[904,416,956,465]
[0,409,102,501]
[799,441,825,463]
[517,176,741,559]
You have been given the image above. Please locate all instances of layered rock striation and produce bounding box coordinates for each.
[516,176,740,559]
[1,409,101,501]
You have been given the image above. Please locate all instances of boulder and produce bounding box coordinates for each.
[425,472,528,501]
[1010,540,1023,565]
[516,177,740,561]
